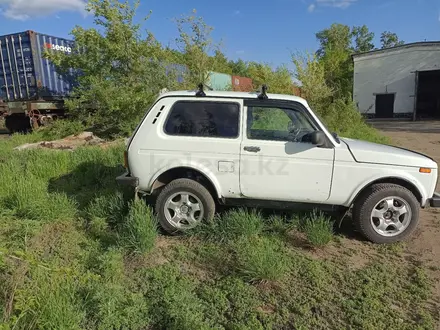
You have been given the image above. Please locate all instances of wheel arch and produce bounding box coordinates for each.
[149,166,221,199]
[349,176,424,207]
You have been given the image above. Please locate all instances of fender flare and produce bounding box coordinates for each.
[346,173,427,207]
[147,163,223,198]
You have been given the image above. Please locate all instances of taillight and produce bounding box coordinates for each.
[124,151,129,169]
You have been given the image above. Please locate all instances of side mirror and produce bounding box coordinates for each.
[311,131,326,147]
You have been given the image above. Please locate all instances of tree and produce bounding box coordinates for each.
[380,31,404,49]
[211,50,233,75]
[174,10,222,88]
[316,23,352,58]
[45,0,172,137]
[292,52,333,113]
[315,24,353,100]
[247,62,294,94]
[228,59,249,77]
[352,25,375,53]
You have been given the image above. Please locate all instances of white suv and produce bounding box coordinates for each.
[117,87,440,244]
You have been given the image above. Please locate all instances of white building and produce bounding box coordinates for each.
[352,42,440,120]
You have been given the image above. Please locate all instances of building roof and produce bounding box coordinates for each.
[159,90,307,104]
[352,41,440,60]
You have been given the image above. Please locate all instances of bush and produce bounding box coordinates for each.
[233,236,291,283]
[38,119,87,141]
[301,211,334,247]
[121,200,158,253]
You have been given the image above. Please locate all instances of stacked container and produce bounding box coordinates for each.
[0,30,74,102]
[231,75,253,92]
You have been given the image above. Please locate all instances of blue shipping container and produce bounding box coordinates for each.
[0,30,74,101]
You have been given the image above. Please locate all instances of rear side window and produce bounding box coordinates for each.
[164,101,240,138]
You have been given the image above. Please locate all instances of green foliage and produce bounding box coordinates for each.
[381,31,405,49]
[264,214,299,236]
[233,236,291,283]
[85,248,150,330]
[137,264,211,329]
[87,192,128,227]
[196,208,263,242]
[301,211,334,247]
[248,63,294,94]
[352,25,375,53]
[121,200,157,253]
[174,9,221,88]
[197,277,263,329]
[11,268,85,329]
[46,0,173,137]
[36,119,86,141]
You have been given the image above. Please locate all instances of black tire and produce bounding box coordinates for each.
[352,183,419,244]
[155,178,215,235]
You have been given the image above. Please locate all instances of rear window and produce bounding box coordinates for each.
[164,101,240,138]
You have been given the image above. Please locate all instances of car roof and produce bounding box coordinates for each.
[158,90,308,105]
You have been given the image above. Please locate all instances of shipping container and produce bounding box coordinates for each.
[231,75,253,92]
[0,30,74,102]
[206,71,232,91]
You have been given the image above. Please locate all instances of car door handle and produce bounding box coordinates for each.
[244,146,261,153]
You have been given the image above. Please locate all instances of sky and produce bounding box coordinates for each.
[0,0,439,69]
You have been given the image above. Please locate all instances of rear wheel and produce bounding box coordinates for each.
[353,183,419,244]
[155,178,215,235]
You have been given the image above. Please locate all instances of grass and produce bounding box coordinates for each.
[120,200,158,253]
[0,131,438,329]
[233,236,291,283]
[194,208,264,242]
[301,210,334,247]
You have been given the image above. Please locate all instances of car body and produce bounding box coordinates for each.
[117,89,440,243]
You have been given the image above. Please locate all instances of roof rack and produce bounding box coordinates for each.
[195,83,206,97]
[258,84,268,100]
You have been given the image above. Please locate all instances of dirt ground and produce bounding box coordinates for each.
[371,120,440,322]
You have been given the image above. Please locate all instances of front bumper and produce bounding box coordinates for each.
[429,192,440,208]
[116,171,139,187]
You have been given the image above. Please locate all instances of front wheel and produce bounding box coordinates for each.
[352,183,420,244]
[155,178,215,235]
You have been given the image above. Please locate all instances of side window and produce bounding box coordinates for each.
[247,106,316,142]
[164,101,240,138]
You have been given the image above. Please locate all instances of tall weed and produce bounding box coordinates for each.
[301,211,334,247]
[121,200,158,253]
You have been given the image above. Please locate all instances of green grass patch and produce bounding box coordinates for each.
[301,210,334,247]
[195,208,264,242]
[233,236,291,283]
[120,200,158,253]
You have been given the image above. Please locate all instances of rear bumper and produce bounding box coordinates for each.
[429,192,440,208]
[116,172,139,187]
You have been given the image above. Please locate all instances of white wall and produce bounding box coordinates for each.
[353,44,440,116]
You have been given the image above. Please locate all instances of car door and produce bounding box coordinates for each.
[239,100,335,203]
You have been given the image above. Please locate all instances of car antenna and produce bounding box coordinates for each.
[258,84,268,100]
[196,83,206,97]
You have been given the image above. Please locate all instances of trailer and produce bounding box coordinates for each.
[0,30,74,133]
